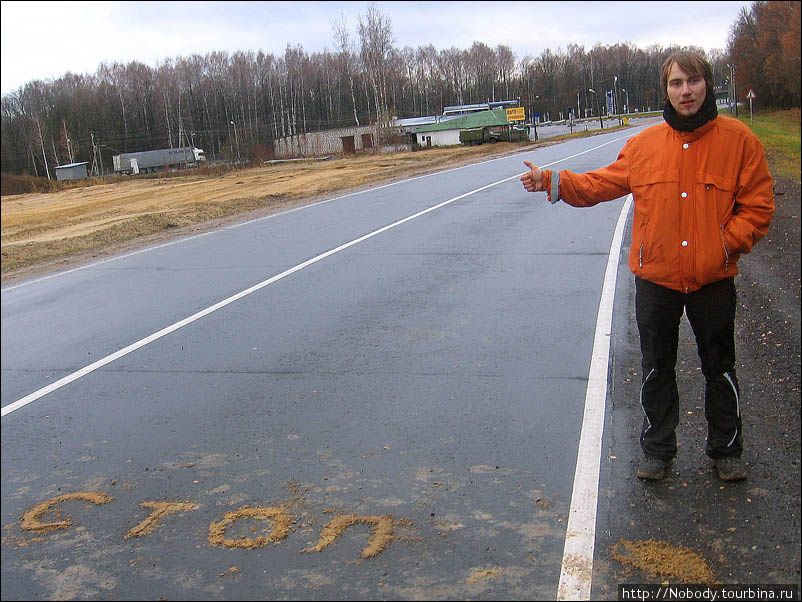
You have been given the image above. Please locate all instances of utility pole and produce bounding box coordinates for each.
[90,133,105,176]
[90,132,99,177]
[577,90,581,120]
[181,122,189,166]
[62,119,74,163]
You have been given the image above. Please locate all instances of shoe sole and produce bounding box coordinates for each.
[715,460,747,481]
[637,459,670,481]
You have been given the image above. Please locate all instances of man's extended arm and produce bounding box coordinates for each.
[521,144,632,207]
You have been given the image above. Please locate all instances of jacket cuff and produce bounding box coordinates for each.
[543,170,560,204]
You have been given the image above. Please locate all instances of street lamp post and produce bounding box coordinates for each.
[532,95,541,141]
[622,88,630,115]
[614,76,622,125]
[613,78,617,114]
[726,64,738,117]
[588,88,603,130]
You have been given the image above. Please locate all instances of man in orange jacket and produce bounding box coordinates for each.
[521,51,774,482]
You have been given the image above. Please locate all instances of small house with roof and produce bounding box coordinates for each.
[413,108,516,147]
[54,162,89,181]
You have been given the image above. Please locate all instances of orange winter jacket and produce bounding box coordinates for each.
[542,115,775,293]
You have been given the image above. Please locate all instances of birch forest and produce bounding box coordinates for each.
[1,1,798,177]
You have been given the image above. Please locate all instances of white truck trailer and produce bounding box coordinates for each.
[112,147,206,174]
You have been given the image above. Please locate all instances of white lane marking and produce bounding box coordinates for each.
[557,194,634,601]
[2,133,632,292]
[2,174,513,416]
[2,151,524,292]
[2,136,634,419]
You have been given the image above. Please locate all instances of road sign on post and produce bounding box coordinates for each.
[746,89,757,124]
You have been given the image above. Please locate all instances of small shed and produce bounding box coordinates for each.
[54,162,89,181]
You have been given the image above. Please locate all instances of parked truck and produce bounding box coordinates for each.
[112,147,206,175]
[459,126,529,145]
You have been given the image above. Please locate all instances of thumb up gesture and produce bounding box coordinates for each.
[520,161,544,192]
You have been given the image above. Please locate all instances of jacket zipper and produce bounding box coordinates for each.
[719,225,730,271]
[639,218,651,268]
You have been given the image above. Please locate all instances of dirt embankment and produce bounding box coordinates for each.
[1,143,534,283]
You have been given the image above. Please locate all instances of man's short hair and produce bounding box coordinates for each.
[660,51,714,99]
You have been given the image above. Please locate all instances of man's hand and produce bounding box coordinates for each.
[520,161,544,192]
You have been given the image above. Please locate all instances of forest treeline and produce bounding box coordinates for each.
[1,1,799,177]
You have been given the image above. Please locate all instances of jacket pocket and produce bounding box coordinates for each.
[700,172,737,220]
[631,171,679,270]
[700,173,738,272]
[630,170,680,188]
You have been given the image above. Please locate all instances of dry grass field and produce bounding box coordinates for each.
[1,142,532,282]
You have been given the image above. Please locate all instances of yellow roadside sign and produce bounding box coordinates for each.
[506,107,526,122]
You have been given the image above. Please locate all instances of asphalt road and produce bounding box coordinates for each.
[2,122,799,601]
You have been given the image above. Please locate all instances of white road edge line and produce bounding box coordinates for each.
[557,193,634,601]
[1,136,632,420]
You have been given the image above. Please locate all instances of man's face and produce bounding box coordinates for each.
[666,62,707,118]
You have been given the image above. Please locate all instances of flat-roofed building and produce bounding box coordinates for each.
[54,162,89,181]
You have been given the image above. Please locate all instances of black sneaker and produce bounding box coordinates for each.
[637,457,669,481]
[715,456,747,481]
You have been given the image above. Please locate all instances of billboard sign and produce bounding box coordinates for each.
[506,107,526,122]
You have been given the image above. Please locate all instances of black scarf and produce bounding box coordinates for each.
[663,91,718,132]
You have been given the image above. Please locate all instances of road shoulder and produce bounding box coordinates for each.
[593,173,801,598]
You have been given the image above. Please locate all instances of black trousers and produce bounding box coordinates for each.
[635,277,742,462]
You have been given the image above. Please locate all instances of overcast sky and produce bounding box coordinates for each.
[1,0,751,96]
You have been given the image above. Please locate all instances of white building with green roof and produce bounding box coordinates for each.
[413,108,514,147]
